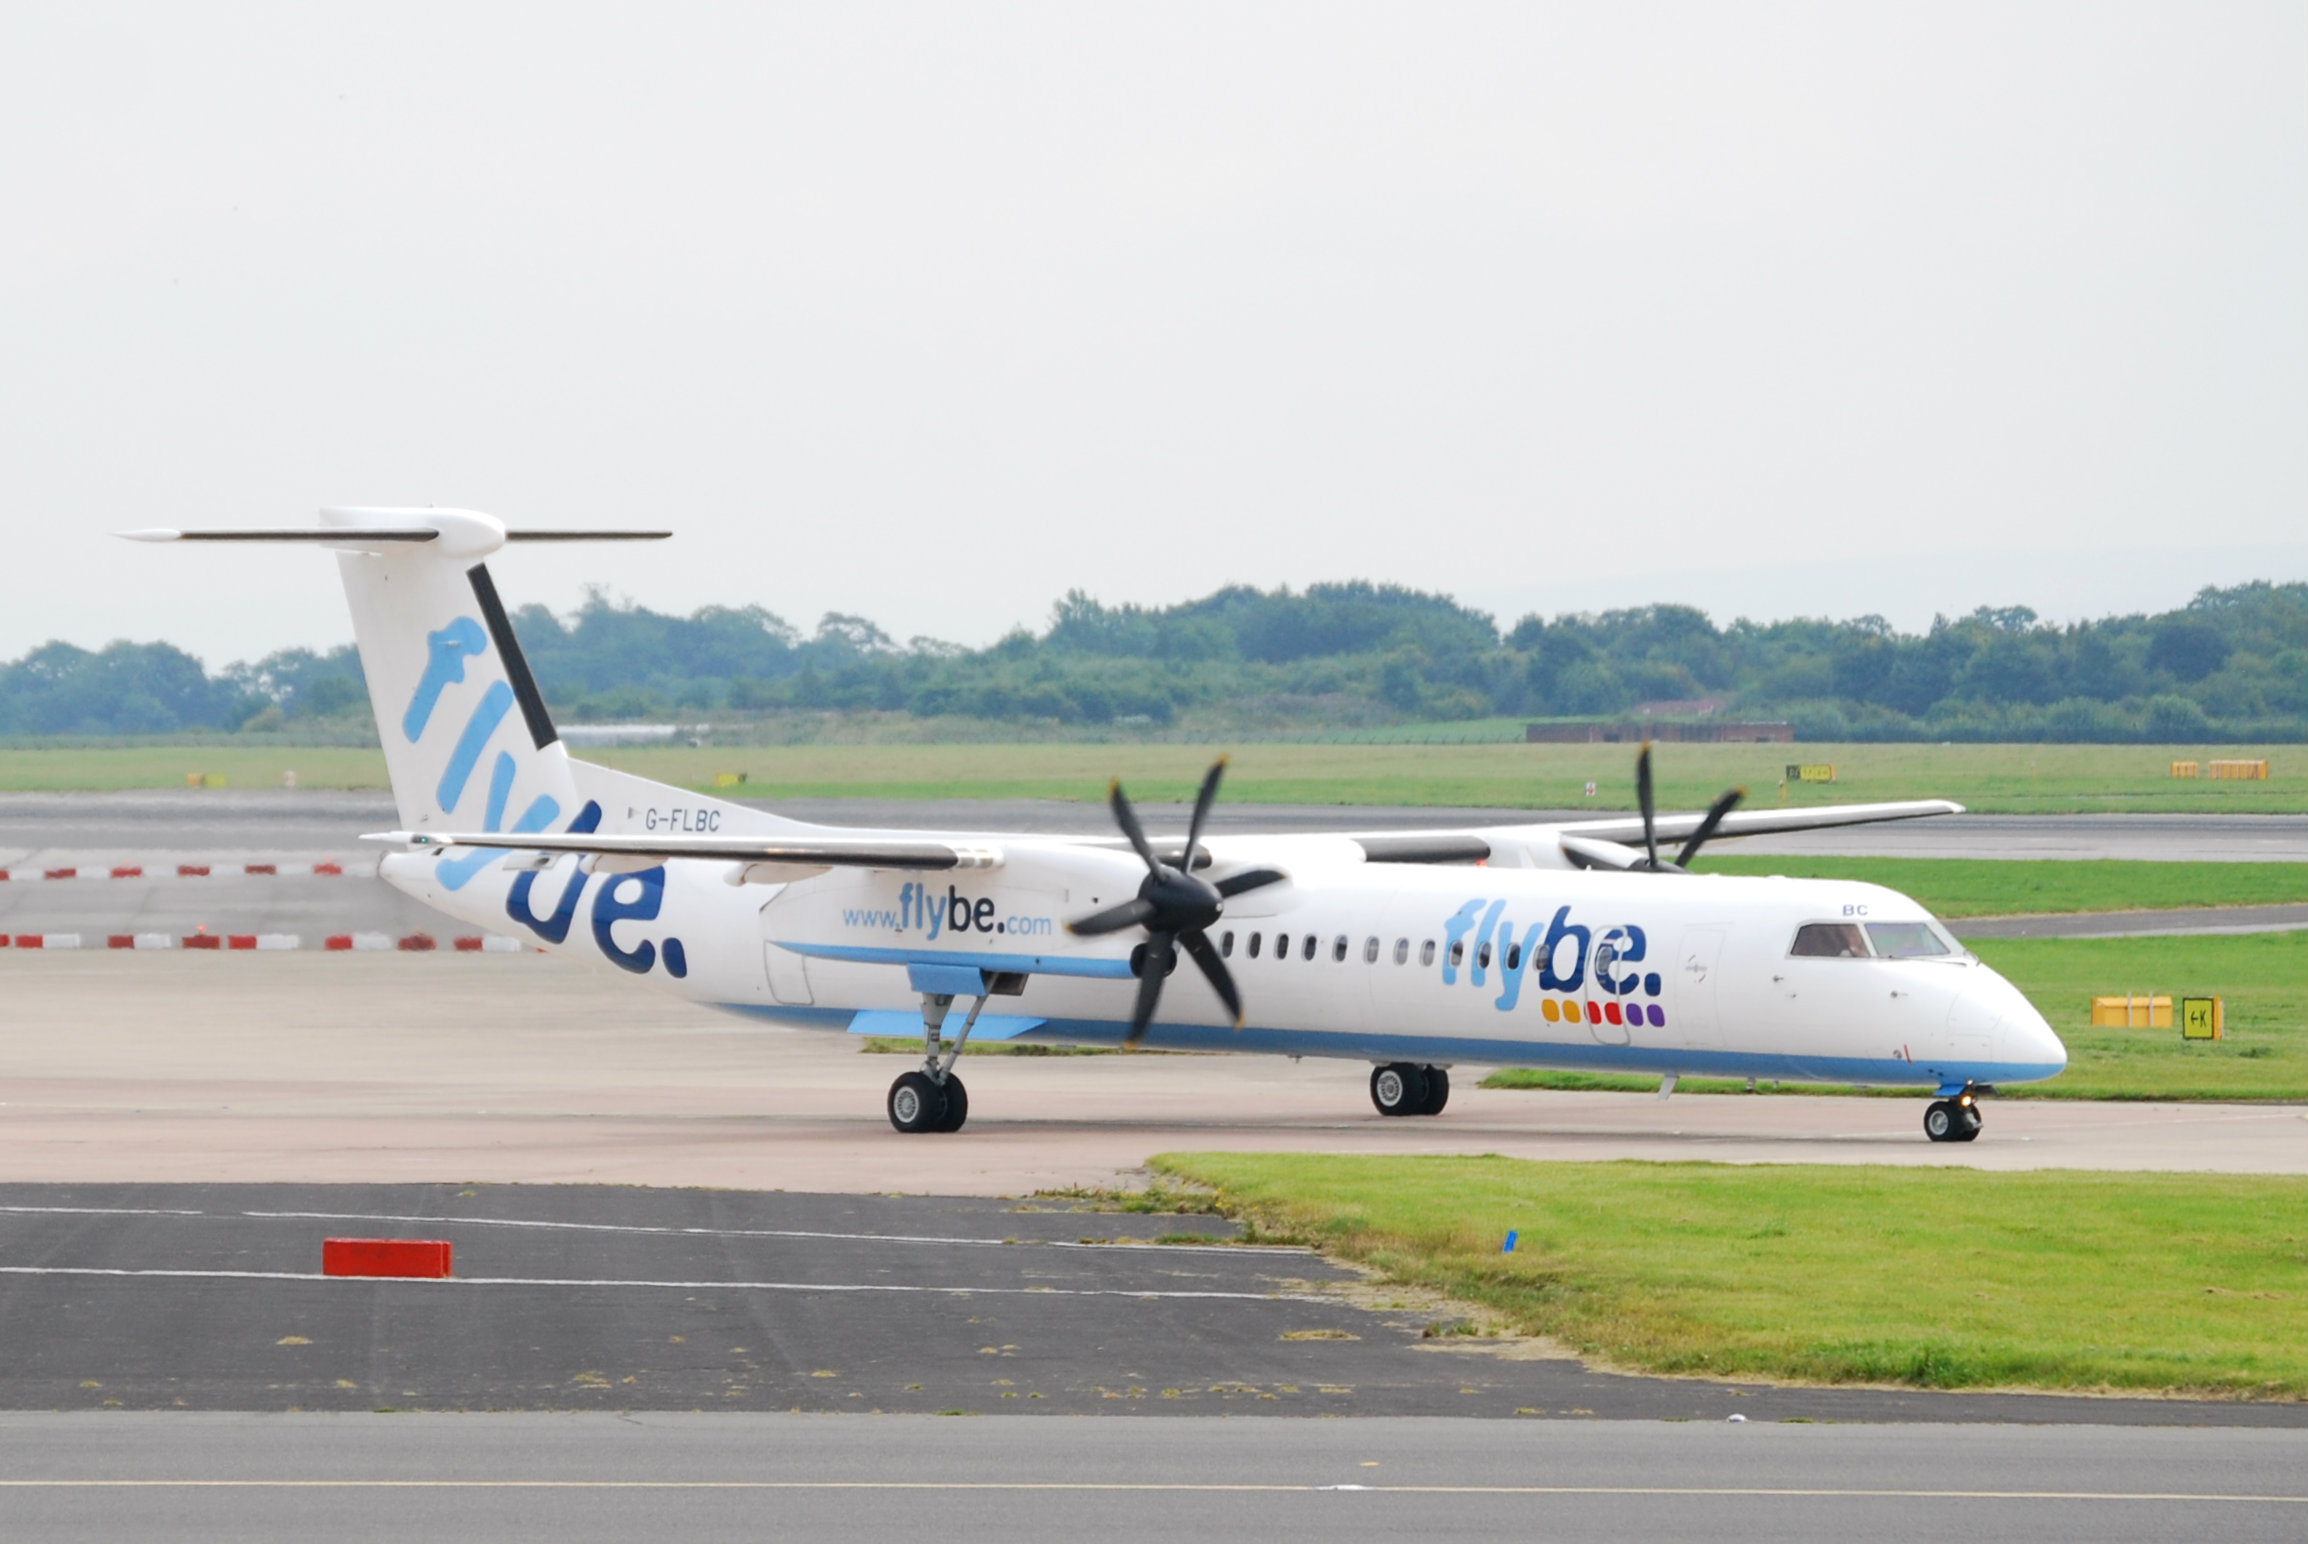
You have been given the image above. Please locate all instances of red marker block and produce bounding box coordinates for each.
[322,1238,453,1279]
[324,934,354,951]
[183,934,221,950]
[178,865,211,877]
[108,935,134,949]
[454,936,484,952]
[227,935,258,950]
[314,862,344,877]
[110,866,143,879]
[398,933,436,952]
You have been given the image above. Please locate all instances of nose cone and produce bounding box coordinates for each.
[1981,970,2068,1081]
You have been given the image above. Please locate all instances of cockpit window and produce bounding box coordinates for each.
[1790,923,1871,958]
[1866,920,1956,959]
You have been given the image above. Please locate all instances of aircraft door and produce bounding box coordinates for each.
[1674,925,1727,1051]
[758,890,814,1005]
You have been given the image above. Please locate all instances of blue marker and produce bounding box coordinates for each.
[1503,1230,1518,1254]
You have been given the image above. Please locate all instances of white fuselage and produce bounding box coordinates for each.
[382,824,2067,1094]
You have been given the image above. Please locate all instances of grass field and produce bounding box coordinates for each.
[1483,931,2308,1102]
[1149,1153,2308,1397]
[1689,855,2308,916]
[0,739,2301,812]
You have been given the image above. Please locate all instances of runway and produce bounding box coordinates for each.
[6,1414,2303,1544]
[3,953,2302,1188]
[6,793,2304,947]
[6,790,2304,862]
[10,1182,2294,1427]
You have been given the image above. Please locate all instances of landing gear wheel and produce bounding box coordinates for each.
[1370,1062,1430,1117]
[888,1071,948,1134]
[1418,1066,1450,1116]
[935,1072,969,1133]
[1923,1098,1983,1143]
[1923,1100,1955,1142]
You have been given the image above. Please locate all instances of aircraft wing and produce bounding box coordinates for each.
[1556,799,1964,845]
[369,830,1002,872]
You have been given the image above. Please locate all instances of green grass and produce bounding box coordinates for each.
[1,739,2302,812]
[1149,1153,2308,1397]
[1689,855,2308,918]
[1483,931,2308,1102]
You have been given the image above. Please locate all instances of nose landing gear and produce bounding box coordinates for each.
[1923,1090,1984,1143]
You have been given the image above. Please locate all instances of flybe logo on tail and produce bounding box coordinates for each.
[1439,899,1668,1029]
[400,619,689,979]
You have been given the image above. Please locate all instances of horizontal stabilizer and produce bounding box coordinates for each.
[119,528,669,543]
[370,830,1003,873]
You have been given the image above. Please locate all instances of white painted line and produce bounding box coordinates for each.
[236,1208,1290,1255]
[0,1205,210,1217]
[0,1265,1326,1302]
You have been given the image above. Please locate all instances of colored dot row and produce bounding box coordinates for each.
[1540,999,1667,1029]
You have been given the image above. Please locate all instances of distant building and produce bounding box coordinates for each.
[1526,720,1793,744]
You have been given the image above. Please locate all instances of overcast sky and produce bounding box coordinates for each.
[3,2,2301,664]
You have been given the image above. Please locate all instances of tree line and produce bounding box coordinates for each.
[5,579,2305,742]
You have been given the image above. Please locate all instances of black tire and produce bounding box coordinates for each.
[1418,1066,1451,1116]
[1922,1099,1956,1143]
[1370,1063,1428,1117]
[888,1071,948,1134]
[936,1072,969,1133]
[1952,1100,1983,1142]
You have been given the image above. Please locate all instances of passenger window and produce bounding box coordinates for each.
[1220,930,1234,958]
[1866,921,1953,959]
[1302,934,1317,962]
[1476,941,1491,969]
[1332,934,1348,962]
[1248,932,1262,959]
[1274,934,1288,960]
[1363,936,1380,964]
[1421,940,1436,967]
[1790,923,1871,958]
[1394,938,1409,965]
[1505,942,1521,971]
[1448,939,1465,968]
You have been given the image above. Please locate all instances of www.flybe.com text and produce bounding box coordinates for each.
[844,882,1055,941]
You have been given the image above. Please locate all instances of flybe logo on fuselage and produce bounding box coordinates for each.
[842,881,1055,942]
[1440,899,1668,1029]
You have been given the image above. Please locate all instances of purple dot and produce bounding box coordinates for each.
[1646,1004,1666,1027]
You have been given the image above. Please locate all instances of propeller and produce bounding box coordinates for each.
[1066,758,1286,1047]
[1627,742,1746,873]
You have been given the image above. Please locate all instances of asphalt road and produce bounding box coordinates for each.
[2,1183,2300,1429]
[4,794,2302,943]
[3,1413,2303,1544]
[6,791,2304,862]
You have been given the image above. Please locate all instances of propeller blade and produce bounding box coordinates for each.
[1182,757,1227,871]
[1108,780,1162,878]
[1636,742,1660,869]
[1214,865,1287,898]
[1123,933,1175,1047]
[1178,927,1243,1027]
[1673,786,1749,869]
[1067,896,1158,937]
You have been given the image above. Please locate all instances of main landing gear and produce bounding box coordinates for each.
[1923,1089,1984,1143]
[1370,1063,1451,1117]
[887,988,987,1134]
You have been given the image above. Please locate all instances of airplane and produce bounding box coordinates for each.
[126,509,2066,1144]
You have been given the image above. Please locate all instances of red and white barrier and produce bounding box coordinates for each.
[0,860,359,882]
[11,930,531,954]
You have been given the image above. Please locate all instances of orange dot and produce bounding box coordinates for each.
[1541,999,1560,1023]
[1564,1000,1582,1024]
